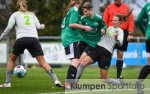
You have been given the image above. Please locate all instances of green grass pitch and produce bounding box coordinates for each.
[0,65,150,94]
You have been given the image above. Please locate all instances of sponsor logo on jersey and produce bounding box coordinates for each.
[94,21,98,26]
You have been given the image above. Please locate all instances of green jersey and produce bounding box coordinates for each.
[80,14,107,47]
[61,7,81,47]
[61,17,66,38]
[137,2,150,40]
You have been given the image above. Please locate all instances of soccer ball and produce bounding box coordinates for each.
[14,65,26,78]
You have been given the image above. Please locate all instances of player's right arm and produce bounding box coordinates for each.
[137,3,147,34]
[0,13,16,40]
[33,14,45,30]
[69,10,91,32]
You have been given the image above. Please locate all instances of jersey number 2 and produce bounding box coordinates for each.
[24,16,31,25]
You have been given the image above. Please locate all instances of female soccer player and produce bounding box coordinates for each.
[136,2,150,94]
[78,2,106,59]
[0,0,62,87]
[76,14,124,84]
[61,0,92,89]
[103,0,134,79]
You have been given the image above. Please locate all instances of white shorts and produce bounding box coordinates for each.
[64,42,80,60]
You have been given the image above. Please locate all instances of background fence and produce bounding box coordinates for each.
[0,36,147,66]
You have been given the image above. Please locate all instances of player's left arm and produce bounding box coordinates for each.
[69,11,91,32]
[33,14,45,30]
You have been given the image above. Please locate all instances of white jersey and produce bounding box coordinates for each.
[97,26,124,54]
[6,11,44,39]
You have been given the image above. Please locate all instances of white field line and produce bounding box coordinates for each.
[39,88,150,94]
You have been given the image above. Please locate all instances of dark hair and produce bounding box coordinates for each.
[82,2,93,9]
[63,0,80,17]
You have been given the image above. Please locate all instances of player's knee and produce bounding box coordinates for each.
[80,56,92,66]
[80,60,88,66]
[117,53,123,60]
[71,59,80,68]
[148,62,150,66]
[117,50,123,60]
[36,56,49,67]
[147,57,150,65]
[117,56,123,60]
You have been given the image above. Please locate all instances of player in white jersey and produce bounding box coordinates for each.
[75,14,124,84]
[0,0,63,88]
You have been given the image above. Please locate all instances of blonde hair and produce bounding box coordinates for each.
[17,0,27,9]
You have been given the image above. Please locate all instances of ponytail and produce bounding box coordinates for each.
[17,0,27,9]
[63,0,80,17]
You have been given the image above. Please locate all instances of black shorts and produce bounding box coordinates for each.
[12,37,44,57]
[146,39,150,52]
[65,42,80,60]
[78,41,89,55]
[85,45,112,70]
[115,30,128,51]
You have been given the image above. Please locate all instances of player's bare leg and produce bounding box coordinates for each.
[79,52,87,62]
[100,69,108,79]
[36,56,63,87]
[76,56,93,81]
[0,52,17,88]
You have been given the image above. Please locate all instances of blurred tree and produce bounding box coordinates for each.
[0,0,70,64]
[0,0,15,51]
[0,0,12,33]
[9,0,70,36]
[0,0,21,65]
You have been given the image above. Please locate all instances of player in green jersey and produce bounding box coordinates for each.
[136,2,150,94]
[76,14,125,85]
[61,0,92,89]
[78,2,106,61]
